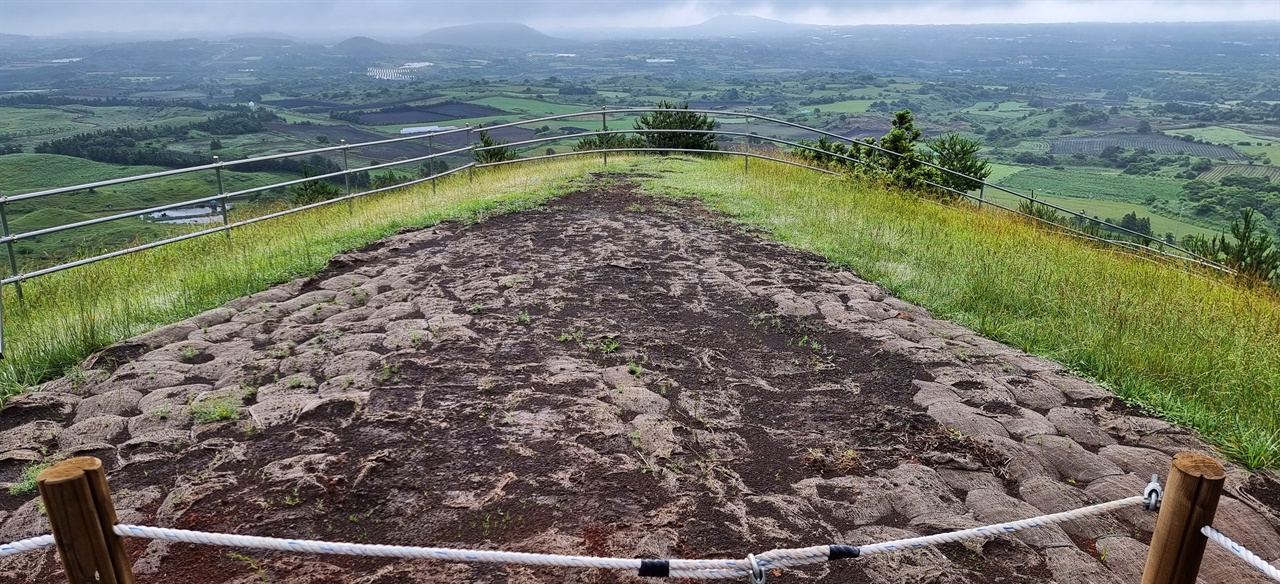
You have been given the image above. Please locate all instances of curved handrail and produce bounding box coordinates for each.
[0,108,1232,278]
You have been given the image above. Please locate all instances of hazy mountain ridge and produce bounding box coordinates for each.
[419,22,574,50]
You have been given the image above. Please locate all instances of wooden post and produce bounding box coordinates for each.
[37,457,135,584]
[1140,452,1226,584]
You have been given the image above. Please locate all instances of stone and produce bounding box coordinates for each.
[1210,497,1280,561]
[977,434,1059,482]
[74,388,143,423]
[249,395,312,428]
[1024,434,1125,483]
[998,375,1067,410]
[999,406,1059,440]
[1044,545,1124,584]
[927,401,1009,439]
[1019,476,1127,539]
[58,415,128,451]
[1047,407,1117,448]
[879,464,966,522]
[1094,535,1148,584]
[137,384,207,412]
[911,380,961,408]
[0,392,80,430]
[1098,445,1172,481]
[966,487,1073,548]
[0,421,60,453]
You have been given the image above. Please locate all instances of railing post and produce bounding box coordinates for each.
[0,195,23,302]
[428,134,436,195]
[212,157,230,240]
[601,108,608,167]
[38,457,136,584]
[1140,452,1226,584]
[744,116,750,174]
[467,125,474,185]
[340,139,353,215]
[979,184,985,210]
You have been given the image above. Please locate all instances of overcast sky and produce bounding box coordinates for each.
[1,0,1277,38]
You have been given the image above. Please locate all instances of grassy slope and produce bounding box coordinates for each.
[2,155,1277,468]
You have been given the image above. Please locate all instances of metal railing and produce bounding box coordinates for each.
[0,107,1234,356]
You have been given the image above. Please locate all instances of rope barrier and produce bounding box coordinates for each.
[1202,526,1280,581]
[0,534,54,558]
[0,492,1154,580]
[99,495,1144,579]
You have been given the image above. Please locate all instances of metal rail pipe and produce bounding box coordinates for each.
[472,108,1203,257]
[4,127,470,203]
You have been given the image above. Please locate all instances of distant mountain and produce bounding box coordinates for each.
[0,33,32,44]
[674,15,814,38]
[419,22,572,50]
[227,32,296,42]
[334,36,390,55]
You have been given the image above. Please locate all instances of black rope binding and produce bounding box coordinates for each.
[828,545,861,560]
[637,559,670,577]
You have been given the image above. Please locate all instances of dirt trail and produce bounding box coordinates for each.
[1,175,1277,583]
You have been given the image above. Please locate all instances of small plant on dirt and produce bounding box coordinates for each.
[626,203,646,212]
[516,311,532,326]
[190,398,240,424]
[149,407,170,421]
[227,551,269,583]
[410,331,424,349]
[598,338,621,354]
[376,362,401,383]
[9,460,52,495]
[179,345,198,361]
[469,303,483,314]
[268,343,293,359]
[64,364,87,388]
[801,446,863,474]
[627,361,643,378]
[240,382,259,401]
[557,328,585,343]
[283,486,302,507]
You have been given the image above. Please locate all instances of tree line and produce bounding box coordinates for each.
[33,110,284,168]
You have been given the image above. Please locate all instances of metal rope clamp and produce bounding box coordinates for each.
[746,553,766,584]
[1144,474,1163,511]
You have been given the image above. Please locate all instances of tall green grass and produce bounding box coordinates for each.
[631,156,1280,469]
[0,158,600,394]
[3,153,1277,469]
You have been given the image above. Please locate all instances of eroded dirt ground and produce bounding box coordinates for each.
[2,175,1278,583]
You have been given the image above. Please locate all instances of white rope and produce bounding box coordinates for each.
[0,534,55,558]
[851,495,1145,558]
[112,524,753,579]
[1202,526,1280,581]
[100,495,1144,578]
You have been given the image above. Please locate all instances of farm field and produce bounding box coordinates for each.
[467,96,587,116]
[1049,133,1242,159]
[997,165,1189,202]
[983,187,1217,240]
[813,99,874,114]
[994,166,1216,239]
[1198,164,1280,183]
[0,153,298,263]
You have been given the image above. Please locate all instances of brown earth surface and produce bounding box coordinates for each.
[2,174,1278,583]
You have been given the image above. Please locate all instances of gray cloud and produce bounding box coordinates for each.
[0,0,1276,38]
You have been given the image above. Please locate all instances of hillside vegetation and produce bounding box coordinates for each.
[2,156,1277,469]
